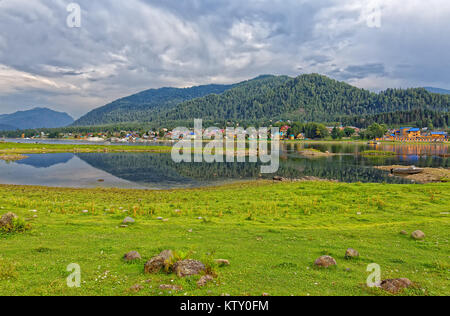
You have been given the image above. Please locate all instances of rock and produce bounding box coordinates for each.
[129,284,144,293]
[345,248,360,259]
[82,210,89,214]
[273,176,284,181]
[159,284,183,291]
[144,250,174,274]
[380,278,413,294]
[122,217,135,224]
[156,217,164,220]
[215,259,230,267]
[0,212,18,228]
[124,251,142,262]
[120,225,128,228]
[400,230,408,235]
[197,275,214,287]
[411,230,425,240]
[173,259,205,277]
[314,256,337,268]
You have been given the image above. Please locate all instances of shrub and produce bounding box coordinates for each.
[0,217,31,234]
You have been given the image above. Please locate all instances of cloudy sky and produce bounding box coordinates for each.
[0,0,449,118]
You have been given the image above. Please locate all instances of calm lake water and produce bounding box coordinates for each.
[0,143,448,189]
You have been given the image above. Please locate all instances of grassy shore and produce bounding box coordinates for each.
[0,181,448,296]
[0,142,172,154]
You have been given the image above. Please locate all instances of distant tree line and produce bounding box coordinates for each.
[340,108,449,129]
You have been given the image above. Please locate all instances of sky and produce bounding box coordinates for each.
[0,0,449,118]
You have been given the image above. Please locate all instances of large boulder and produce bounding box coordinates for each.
[314,256,337,268]
[380,278,413,294]
[124,251,142,262]
[0,212,18,228]
[173,259,205,277]
[144,250,174,274]
[411,230,425,240]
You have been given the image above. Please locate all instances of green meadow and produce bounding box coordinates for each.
[0,142,172,154]
[0,181,448,296]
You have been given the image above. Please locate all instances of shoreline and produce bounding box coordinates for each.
[376,165,450,184]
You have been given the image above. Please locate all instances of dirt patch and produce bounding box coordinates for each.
[376,165,450,184]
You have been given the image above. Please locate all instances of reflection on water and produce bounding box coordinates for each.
[0,143,448,189]
[16,153,73,168]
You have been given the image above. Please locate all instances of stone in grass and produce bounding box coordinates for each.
[124,251,142,262]
[144,250,174,274]
[314,256,337,268]
[400,231,408,235]
[0,212,18,228]
[411,230,425,240]
[345,248,360,259]
[215,259,230,267]
[197,275,214,287]
[173,259,206,278]
[129,284,144,293]
[122,217,135,225]
[380,278,413,294]
[160,284,183,291]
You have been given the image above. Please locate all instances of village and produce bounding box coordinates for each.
[11,124,449,143]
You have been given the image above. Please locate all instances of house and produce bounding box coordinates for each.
[383,127,448,142]
[394,127,421,138]
[430,132,448,140]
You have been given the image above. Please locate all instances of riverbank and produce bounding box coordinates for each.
[0,181,448,296]
[0,142,172,154]
[376,165,450,184]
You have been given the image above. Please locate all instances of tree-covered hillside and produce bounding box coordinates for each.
[157,74,449,123]
[72,84,236,126]
[72,74,450,127]
[340,108,449,129]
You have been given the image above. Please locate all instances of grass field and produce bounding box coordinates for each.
[0,182,449,296]
[0,142,172,154]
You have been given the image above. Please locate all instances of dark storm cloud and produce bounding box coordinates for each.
[0,0,449,117]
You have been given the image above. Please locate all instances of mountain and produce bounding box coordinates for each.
[72,83,237,126]
[155,74,449,123]
[73,74,450,127]
[0,108,74,130]
[0,123,17,131]
[424,87,450,95]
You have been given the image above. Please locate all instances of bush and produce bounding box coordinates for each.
[0,217,31,234]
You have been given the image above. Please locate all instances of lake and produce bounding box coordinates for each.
[0,142,448,189]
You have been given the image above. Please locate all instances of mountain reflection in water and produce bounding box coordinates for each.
[0,143,447,189]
